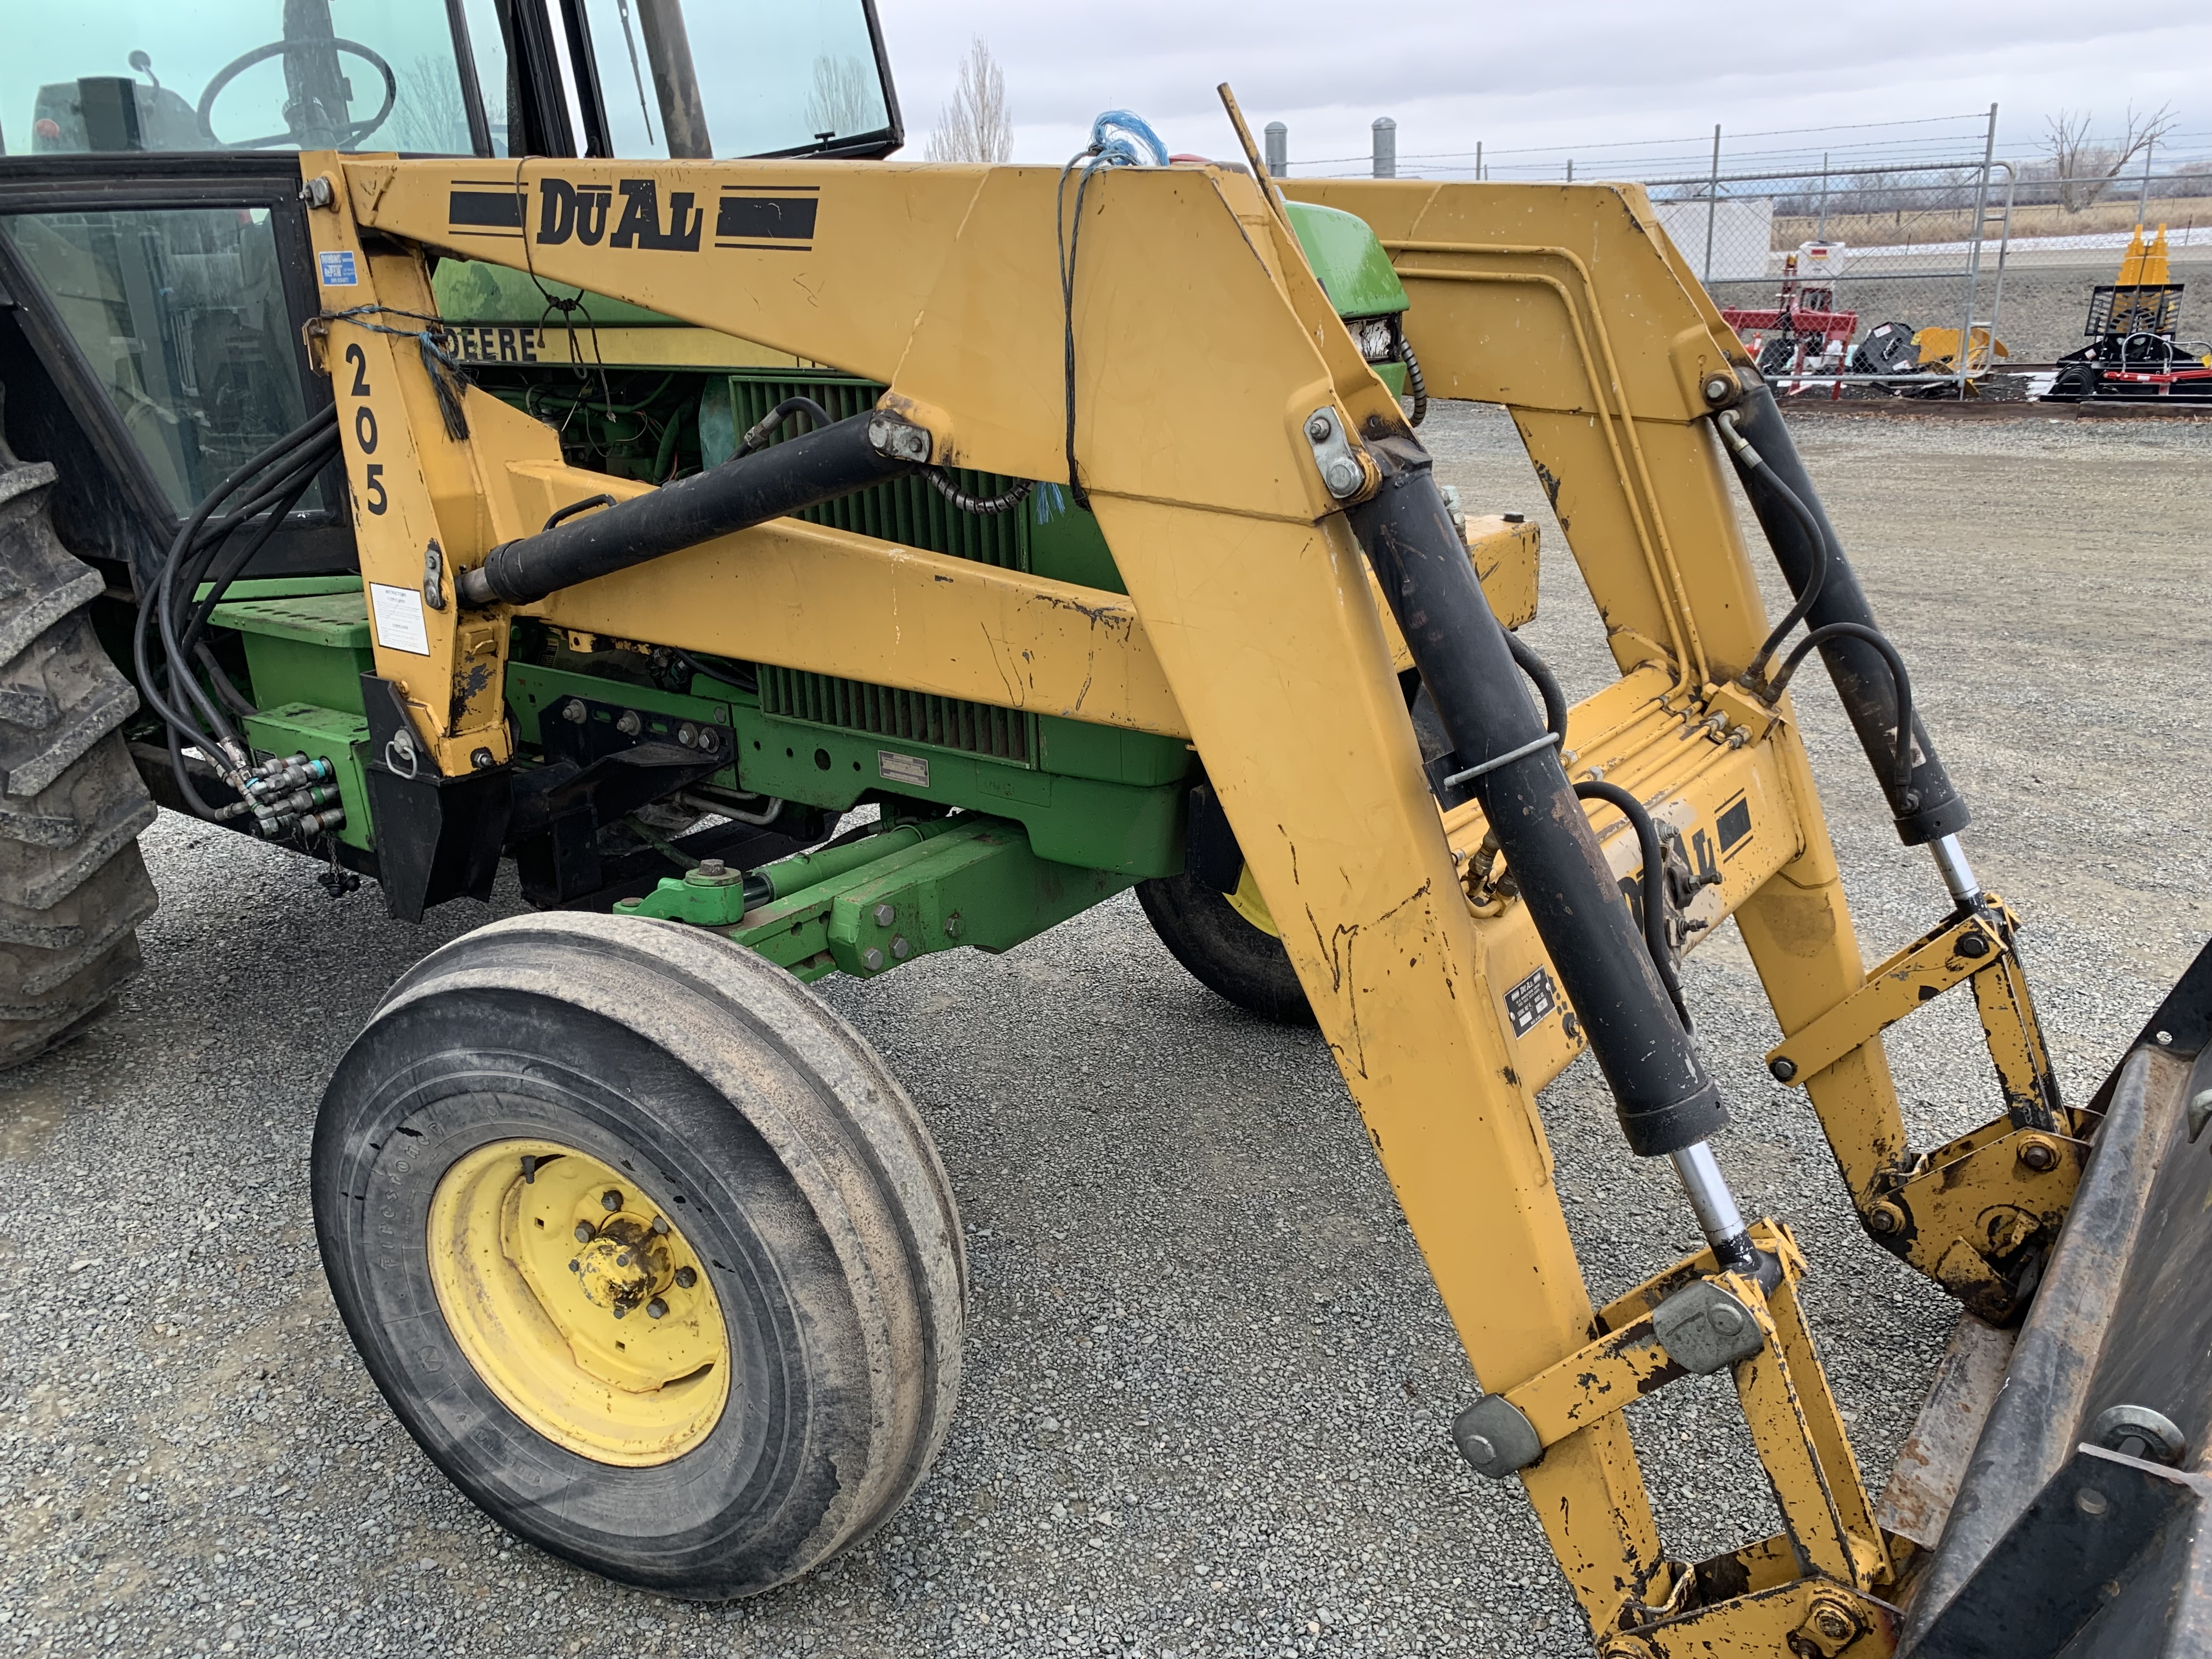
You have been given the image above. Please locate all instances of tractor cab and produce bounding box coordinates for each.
[8,0,902,162]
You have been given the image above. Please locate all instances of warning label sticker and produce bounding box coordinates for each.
[369,582,430,656]
[1504,967,1558,1037]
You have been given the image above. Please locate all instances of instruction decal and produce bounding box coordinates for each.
[1504,967,1558,1038]
[317,250,357,287]
[369,582,432,657]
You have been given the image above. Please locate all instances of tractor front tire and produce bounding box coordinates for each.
[313,912,966,1599]
[0,459,157,1068]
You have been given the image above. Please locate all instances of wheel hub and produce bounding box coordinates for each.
[426,1138,730,1466]
[569,1218,674,1316]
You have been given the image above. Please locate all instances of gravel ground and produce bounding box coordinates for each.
[2,404,2208,1659]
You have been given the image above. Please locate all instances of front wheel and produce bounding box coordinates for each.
[313,912,965,1599]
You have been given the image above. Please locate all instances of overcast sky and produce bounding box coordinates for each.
[874,1,2211,181]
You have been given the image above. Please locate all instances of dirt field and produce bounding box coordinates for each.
[0,404,2207,1659]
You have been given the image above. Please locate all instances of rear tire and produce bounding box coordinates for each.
[0,459,157,1068]
[313,912,966,1599]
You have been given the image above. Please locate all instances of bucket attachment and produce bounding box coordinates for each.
[1897,941,2212,1657]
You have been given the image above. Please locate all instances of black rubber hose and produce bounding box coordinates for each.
[1719,381,1966,844]
[673,648,757,693]
[1575,780,1690,1028]
[1398,332,1428,427]
[735,396,837,457]
[1719,426,1829,685]
[1505,633,1567,740]
[924,470,1034,515]
[1769,621,1917,791]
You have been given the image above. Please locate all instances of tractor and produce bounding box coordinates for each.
[0,4,2206,1655]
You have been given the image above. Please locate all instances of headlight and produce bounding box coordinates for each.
[1347,316,1397,363]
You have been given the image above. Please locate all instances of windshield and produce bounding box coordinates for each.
[574,0,891,159]
[2,0,507,157]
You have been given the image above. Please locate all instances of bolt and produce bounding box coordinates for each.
[1957,930,1990,958]
[573,1223,592,1243]
[674,1266,697,1289]
[696,727,718,752]
[873,902,896,927]
[601,1189,623,1212]
[2018,1135,2060,1173]
[561,699,587,724]
[471,747,496,771]
[612,1305,627,1320]
[944,912,963,939]
[1305,413,1334,442]
[1769,1056,1798,1082]
[615,710,642,736]
[1708,1302,1746,1339]
[861,946,884,970]
[1867,1201,1905,1236]
[676,722,698,747]
[891,935,911,960]
[697,859,726,876]
[2076,1486,2109,1516]
[646,1299,668,1320]
[1810,1601,1857,1641]
[1323,456,1362,495]
[651,1215,669,1235]
[1702,374,1734,404]
[1460,1432,1496,1465]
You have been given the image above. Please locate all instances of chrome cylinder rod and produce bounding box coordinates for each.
[1670,1140,1754,1269]
[1931,833,1983,907]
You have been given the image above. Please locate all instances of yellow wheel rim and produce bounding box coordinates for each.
[427,1138,730,1466]
[1224,861,1281,938]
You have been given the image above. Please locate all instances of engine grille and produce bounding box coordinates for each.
[733,372,1038,765]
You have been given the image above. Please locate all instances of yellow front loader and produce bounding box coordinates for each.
[0,8,2204,1654]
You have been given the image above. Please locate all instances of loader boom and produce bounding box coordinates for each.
[290,151,2105,1652]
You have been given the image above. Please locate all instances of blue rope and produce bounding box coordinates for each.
[1057,110,1169,509]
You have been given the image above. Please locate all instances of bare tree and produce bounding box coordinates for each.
[387,53,472,153]
[804,54,880,141]
[2042,104,2177,212]
[925,38,1012,164]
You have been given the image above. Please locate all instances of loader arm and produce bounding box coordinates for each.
[298,152,2090,1654]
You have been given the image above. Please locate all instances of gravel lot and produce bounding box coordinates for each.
[2,404,2208,1659]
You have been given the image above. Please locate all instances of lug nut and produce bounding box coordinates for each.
[573,1223,592,1243]
[861,946,884,970]
[891,935,911,960]
[601,1189,623,1212]
[674,1266,697,1288]
[651,1215,669,1235]
[646,1299,668,1320]
[873,902,896,927]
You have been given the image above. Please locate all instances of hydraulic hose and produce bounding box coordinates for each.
[1505,632,1567,741]
[1715,380,1967,845]
[1574,780,1690,1028]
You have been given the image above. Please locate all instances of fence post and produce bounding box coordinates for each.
[1817,153,1829,240]
[1703,125,1721,284]
[1954,102,1998,399]
[1475,140,1482,181]
[1263,122,1288,178]
[1566,159,1574,183]
[1372,117,1397,179]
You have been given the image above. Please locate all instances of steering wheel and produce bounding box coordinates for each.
[196,38,398,150]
